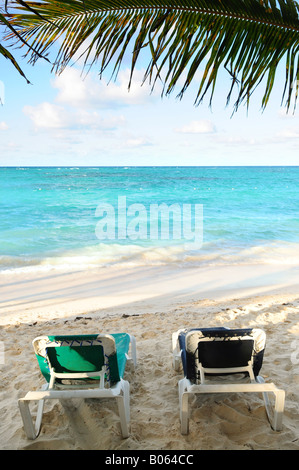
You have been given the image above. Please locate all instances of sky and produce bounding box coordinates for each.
[1,30,299,167]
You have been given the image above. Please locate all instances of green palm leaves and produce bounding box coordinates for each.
[5,0,299,111]
[0,9,30,83]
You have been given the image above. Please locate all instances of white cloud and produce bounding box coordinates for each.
[215,134,257,146]
[23,66,154,134]
[175,119,216,134]
[52,67,159,109]
[124,137,153,148]
[277,108,298,119]
[23,101,126,131]
[0,121,8,130]
[23,102,69,129]
[53,70,88,107]
[73,110,126,130]
[277,126,299,139]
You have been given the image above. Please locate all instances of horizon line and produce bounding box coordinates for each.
[1,165,299,169]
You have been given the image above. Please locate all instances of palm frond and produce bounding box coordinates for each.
[6,0,299,111]
[0,10,30,83]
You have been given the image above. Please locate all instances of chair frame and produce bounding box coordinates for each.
[19,333,137,439]
[172,328,285,434]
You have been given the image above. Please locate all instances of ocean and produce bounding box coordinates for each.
[0,166,299,273]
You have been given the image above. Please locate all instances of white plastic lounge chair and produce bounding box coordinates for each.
[172,327,285,434]
[19,333,137,439]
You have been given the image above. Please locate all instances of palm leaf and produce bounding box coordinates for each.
[6,0,299,111]
[0,10,30,83]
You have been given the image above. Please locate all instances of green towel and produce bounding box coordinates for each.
[35,333,131,385]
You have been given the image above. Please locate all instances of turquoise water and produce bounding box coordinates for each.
[0,166,299,272]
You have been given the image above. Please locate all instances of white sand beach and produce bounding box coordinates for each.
[1,263,299,450]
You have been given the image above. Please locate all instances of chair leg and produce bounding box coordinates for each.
[19,399,38,440]
[117,380,130,438]
[18,396,46,440]
[35,398,45,436]
[173,353,182,372]
[172,331,182,371]
[121,380,130,424]
[257,376,285,431]
[180,393,189,435]
[272,389,285,431]
[179,379,189,435]
[262,389,285,431]
[117,397,129,438]
[129,335,137,367]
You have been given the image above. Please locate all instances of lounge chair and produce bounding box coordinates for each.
[172,327,285,434]
[18,333,137,439]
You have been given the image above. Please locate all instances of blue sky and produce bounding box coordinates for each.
[1,38,299,167]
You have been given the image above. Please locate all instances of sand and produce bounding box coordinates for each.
[1,263,299,450]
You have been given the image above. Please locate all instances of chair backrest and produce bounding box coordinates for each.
[198,337,254,369]
[33,334,121,384]
[179,328,266,383]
